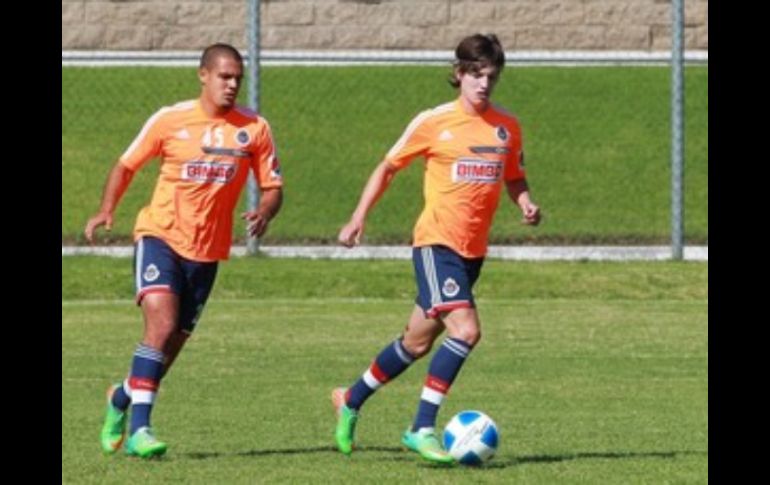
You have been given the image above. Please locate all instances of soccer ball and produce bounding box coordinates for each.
[442,410,499,465]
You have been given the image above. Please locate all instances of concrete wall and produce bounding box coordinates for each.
[62,0,708,51]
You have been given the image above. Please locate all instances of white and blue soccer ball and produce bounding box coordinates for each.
[443,410,499,465]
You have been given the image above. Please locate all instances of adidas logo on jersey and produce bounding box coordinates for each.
[438,129,454,141]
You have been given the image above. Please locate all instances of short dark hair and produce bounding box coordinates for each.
[449,34,505,88]
[200,43,243,69]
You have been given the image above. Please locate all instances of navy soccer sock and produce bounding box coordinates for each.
[111,379,132,411]
[128,343,165,434]
[412,337,472,431]
[346,338,415,410]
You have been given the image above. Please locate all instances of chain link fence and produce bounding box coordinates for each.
[62,6,708,247]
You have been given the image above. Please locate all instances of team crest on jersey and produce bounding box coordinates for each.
[144,264,160,283]
[235,129,251,146]
[442,277,460,298]
[182,161,237,183]
[452,158,503,183]
[496,125,509,142]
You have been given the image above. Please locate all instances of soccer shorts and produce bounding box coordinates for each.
[412,245,484,318]
[133,236,218,334]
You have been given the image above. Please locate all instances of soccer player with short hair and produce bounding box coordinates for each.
[85,43,283,458]
[333,33,541,464]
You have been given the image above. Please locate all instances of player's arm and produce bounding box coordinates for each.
[242,187,283,238]
[338,160,398,247]
[84,162,136,243]
[84,107,164,243]
[505,178,541,226]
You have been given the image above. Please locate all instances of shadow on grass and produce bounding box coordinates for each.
[184,446,707,468]
[482,449,708,469]
[185,445,408,461]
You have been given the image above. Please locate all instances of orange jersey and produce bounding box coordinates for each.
[119,99,283,262]
[385,99,525,258]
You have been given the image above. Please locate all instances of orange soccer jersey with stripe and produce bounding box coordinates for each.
[119,99,283,262]
[385,99,525,258]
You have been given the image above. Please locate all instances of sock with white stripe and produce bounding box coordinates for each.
[412,337,472,431]
[127,343,165,435]
[346,338,415,410]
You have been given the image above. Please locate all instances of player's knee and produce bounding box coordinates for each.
[402,338,433,359]
[467,328,481,347]
[450,326,481,347]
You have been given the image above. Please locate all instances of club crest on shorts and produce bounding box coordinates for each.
[143,264,160,282]
[442,277,460,298]
[495,125,509,142]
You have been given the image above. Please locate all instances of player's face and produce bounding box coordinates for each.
[199,55,243,112]
[458,65,500,112]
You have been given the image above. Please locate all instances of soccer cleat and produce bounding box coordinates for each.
[124,427,168,458]
[401,427,454,464]
[100,384,127,454]
[332,387,358,455]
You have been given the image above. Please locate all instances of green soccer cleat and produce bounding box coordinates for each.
[401,427,455,465]
[332,387,358,455]
[100,384,127,454]
[124,427,168,458]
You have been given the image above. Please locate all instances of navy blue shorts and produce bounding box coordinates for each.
[133,236,218,334]
[412,245,484,318]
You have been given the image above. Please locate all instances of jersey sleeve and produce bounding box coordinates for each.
[383,110,434,170]
[118,108,167,171]
[252,119,283,189]
[503,121,526,181]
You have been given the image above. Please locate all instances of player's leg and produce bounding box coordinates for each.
[400,305,459,464]
[402,245,483,464]
[411,307,480,433]
[130,252,218,458]
[101,237,174,456]
[344,305,435,410]
[333,305,441,455]
[122,236,188,458]
[332,246,449,456]
[125,254,216,458]
[123,291,177,458]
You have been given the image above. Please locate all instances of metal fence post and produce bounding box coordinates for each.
[671,0,685,260]
[246,0,261,255]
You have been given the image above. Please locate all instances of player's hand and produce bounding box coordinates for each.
[242,210,270,238]
[338,220,364,248]
[84,212,113,244]
[520,202,541,226]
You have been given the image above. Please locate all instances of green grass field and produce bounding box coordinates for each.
[62,66,708,245]
[62,258,707,483]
